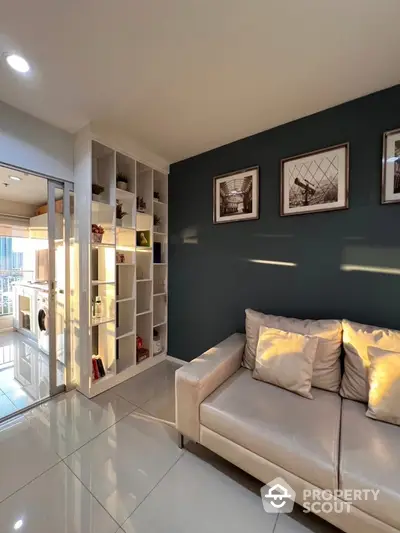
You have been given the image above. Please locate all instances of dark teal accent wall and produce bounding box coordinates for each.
[168,86,400,361]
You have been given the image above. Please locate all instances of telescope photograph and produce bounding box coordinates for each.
[281,144,349,216]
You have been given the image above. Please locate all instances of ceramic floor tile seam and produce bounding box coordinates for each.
[3,391,15,407]
[62,459,121,531]
[272,513,280,532]
[135,404,175,427]
[58,402,140,460]
[12,410,68,463]
[112,385,160,408]
[112,390,142,409]
[0,457,63,507]
[119,450,185,531]
[23,389,139,460]
[113,374,176,409]
[6,391,34,412]
[0,394,19,418]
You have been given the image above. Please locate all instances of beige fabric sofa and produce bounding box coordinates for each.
[175,333,400,533]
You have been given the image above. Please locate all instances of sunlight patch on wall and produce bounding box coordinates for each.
[181,226,198,244]
[341,245,400,276]
[248,259,297,267]
[341,264,400,276]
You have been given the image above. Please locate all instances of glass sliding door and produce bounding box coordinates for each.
[0,162,74,422]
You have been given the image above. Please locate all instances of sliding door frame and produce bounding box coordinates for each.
[47,179,74,396]
[0,160,75,421]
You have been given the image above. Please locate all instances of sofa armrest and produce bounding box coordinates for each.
[175,333,245,442]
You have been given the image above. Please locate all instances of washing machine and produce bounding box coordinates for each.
[37,291,65,364]
[37,291,49,355]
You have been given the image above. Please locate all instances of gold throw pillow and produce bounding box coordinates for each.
[367,347,400,426]
[253,326,318,399]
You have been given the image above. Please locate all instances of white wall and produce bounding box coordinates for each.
[0,101,170,185]
[0,101,74,181]
[0,199,36,217]
[90,122,170,173]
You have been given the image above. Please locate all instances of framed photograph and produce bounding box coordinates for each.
[280,143,349,216]
[382,128,400,204]
[213,166,259,224]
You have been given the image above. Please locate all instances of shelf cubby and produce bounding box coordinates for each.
[117,333,136,373]
[92,282,115,322]
[153,171,168,205]
[137,163,153,216]
[92,141,115,205]
[116,193,136,229]
[153,214,167,235]
[116,298,135,339]
[136,230,151,249]
[116,152,136,194]
[116,265,135,301]
[116,249,135,265]
[92,320,116,376]
[116,227,135,249]
[153,264,167,296]
[92,202,115,246]
[136,212,152,231]
[153,293,167,327]
[153,234,167,264]
[137,280,152,315]
[136,312,152,363]
[137,251,152,281]
[92,246,116,283]
[153,322,167,357]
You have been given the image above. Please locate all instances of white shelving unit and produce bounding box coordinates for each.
[73,129,168,397]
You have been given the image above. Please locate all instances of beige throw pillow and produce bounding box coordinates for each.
[366,347,400,426]
[253,326,318,399]
[244,309,342,392]
[340,320,400,402]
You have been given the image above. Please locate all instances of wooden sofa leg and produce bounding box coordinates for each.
[178,433,184,449]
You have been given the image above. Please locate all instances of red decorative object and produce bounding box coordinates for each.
[136,336,143,350]
[92,357,100,381]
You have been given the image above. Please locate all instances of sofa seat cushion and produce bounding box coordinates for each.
[340,399,400,530]
[200,367,340,491]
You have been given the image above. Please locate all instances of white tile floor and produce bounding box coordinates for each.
[0,359,340,533]
[0,331,64,418]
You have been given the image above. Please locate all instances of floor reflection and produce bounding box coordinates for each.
[0,331,64,420]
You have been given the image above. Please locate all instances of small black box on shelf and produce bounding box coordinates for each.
[153,241,162,263]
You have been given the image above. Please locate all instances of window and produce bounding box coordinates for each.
[0,237,35,316]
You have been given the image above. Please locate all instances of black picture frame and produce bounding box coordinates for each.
[213,166,259,224]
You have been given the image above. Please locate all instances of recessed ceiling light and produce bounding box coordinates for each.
[9,175,21,181]
[6,54,30,73]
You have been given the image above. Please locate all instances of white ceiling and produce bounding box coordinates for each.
[0,166,48,205]
[1,0,400,163]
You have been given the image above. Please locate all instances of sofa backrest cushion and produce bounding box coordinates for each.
[253,326,318,398]
[244,309,342,392]
[340,319,400,402]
